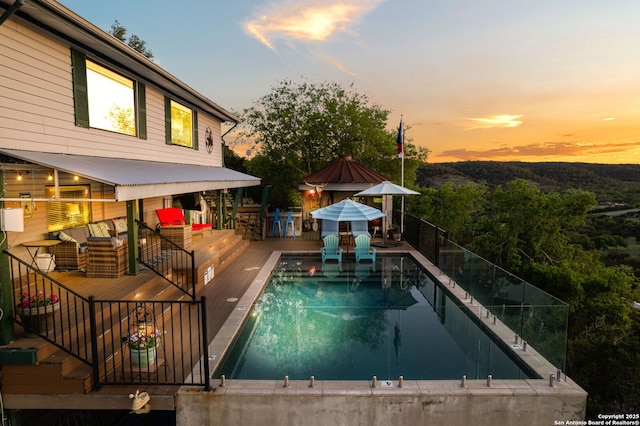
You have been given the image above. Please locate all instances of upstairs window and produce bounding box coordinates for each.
[71,50,147,138]
[86,60,136,135]
[165,98,199,149]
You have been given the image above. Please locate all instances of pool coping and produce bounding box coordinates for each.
[194,249,586,397]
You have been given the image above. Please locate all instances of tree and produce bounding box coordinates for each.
[461,179,640,415]
[470,180,596,269]
[109,20,154,59]
[240,78,428,207]
[406,182,486,242]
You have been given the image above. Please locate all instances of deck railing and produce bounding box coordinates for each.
[402,213,569,372]
[5,252,210,390]
[136,220,196,301]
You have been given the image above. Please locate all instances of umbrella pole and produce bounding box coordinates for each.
[346,221,350,256]
[383,195,389,245]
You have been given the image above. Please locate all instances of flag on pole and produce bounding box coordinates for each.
[396,117,404,158]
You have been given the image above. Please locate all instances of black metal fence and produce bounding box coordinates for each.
[6,252,209,390]
[137,220,196,301]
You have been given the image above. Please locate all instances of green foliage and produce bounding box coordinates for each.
[109,20,154,59]
[406,182,486,242]
[223,144,247,173]
[455,178,639,415]
[417,161,640,205]
[240,78,427,207]
[469,180,596,269]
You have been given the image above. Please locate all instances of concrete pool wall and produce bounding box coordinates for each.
[176,250,587,425]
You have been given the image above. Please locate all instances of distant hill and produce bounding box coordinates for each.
[416,162,640,205]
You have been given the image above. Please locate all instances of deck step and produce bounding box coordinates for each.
[152,232,250,300]
[1,346,92,394]
[1,228,247,396]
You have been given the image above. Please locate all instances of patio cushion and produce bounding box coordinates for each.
[112,217,128,233]
[156,208,212,233]
[65,226,89,246]
[87,222,111,238]
[58,230,78,244]
[156,208,186,226]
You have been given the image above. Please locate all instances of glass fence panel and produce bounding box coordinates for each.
[522,283,569,371]
[412,216,569,373]
[492,267,525,306]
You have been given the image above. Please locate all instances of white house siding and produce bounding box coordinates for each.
[0,19,224,167]
[144,87,223,166]
[1,10,240,269]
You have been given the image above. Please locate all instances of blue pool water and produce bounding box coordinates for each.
[216,255,537,381]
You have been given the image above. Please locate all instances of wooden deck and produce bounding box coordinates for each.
[1,228,410,411]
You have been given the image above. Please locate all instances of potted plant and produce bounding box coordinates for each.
[16,291,60,336]
[388,224,401,241]
[126,328,164,368]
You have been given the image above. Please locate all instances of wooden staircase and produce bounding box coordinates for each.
[1,337,93,394]
[0,229,249,395]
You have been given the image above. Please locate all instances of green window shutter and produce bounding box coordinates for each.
[137,83,147,140]
[164,96,172,145]
[71,50,89,128]
[192,110,198,150]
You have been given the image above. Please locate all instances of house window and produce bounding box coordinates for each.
[71,50,147,139]
[165,98,198,149]
[165,98,199,149]
[169,100,192,147]
[86,60,136,135]
[45,185,91,232]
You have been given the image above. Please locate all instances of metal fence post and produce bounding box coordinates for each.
[200,296,210,390]
[88,296,100,390]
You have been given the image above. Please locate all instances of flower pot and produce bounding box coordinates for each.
[16,302,60,337]
[130,345,158,368]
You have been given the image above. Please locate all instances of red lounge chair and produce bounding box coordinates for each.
[155,208,212,233]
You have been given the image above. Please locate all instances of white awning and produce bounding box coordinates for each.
[0,149,260,201]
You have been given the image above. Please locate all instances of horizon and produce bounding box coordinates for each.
[423,159,640,165]
[59,1,640,165]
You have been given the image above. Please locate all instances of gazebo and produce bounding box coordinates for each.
[298,154,389,235]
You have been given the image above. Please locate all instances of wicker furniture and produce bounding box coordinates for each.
[85,238,128,278]
[53,241,88,271]
[159,225,192,249]
[156,208,211,248]
[47,226,90,271]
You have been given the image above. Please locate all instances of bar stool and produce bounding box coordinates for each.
[284,211,295,237]
[271,208,282,237]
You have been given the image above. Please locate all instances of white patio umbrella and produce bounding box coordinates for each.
[310,198,385,222]
[355,181,420,245]
[311,199,385,249]
[355,181,420,197]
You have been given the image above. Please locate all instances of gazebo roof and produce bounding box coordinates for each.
[301,154,388,185]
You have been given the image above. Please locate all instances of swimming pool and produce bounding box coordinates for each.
[215,254,538,381]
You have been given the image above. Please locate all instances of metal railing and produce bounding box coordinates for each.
[402,213,569,372]
[6,252,210,390]
[136,220,196,301]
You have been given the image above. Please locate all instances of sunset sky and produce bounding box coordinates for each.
[59,0,640,164]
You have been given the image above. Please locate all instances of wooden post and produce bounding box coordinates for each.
[0,171,16,344]
[126,200,140,275]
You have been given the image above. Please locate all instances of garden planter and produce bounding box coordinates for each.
[130,345,158,368]
[17,302,60,337]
